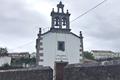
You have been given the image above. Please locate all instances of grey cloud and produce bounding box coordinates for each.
[0,0,47,38]
[68,0,120,51]
[0,0,120,52]
[0,0,49,52]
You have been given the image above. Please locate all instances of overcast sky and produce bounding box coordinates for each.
[0,0,120,53]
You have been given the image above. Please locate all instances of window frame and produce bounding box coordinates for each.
[57,41,65,51]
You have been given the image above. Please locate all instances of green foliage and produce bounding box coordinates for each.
[0,47,8,55]
[1,63,11,69]
[11,57,36,66]
[2,63,10,67]
[0,63,23,70]
[84,51,95,60]
[30,57,36,64]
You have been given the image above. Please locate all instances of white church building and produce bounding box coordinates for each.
[36,2,84,68]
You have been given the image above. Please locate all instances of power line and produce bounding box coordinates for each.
[10,40,34,51]
[71,0,107,23]
[9,0,107,51]
[10,26,50,51]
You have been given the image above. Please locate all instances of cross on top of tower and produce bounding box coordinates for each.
[57,1,64,13]
[50,2,71,31]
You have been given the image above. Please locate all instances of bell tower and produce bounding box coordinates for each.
[51,1,71,30]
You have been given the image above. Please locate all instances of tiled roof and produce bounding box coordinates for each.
[41,28,80,39]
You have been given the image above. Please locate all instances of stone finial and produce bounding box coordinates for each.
[57,1,64,7]
[80,31,82,35]
[52,8,54,12]
[39,28,42,34]
[60,1,62,4]
[67,10,69,14]
[37,28,42,38]
[80,31,83,39]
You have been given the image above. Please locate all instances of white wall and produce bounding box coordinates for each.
[91,51,115,59]
[40,32,82,69]
[0,56,11,66]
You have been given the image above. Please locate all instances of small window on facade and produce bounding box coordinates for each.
[80,54,82,56]
[58,41,65,51]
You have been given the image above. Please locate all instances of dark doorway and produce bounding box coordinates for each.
[54,61,68,80]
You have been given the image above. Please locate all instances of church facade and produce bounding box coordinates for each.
[36,2,84,68]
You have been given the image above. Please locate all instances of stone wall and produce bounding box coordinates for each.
[0,66,53,80]
[64,63,120,80]
[1,62,120,80]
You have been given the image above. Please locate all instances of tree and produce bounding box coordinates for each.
[11,57,36,67]
[0,63,11,70]
[0,47,8,56]
[2,63,10,68]
[84,51,95,60]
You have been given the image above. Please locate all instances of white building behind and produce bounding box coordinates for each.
[0,56,11,66]
[113,52,120,58]
[91,50,115,60]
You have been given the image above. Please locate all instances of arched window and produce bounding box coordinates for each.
[62,17,66,26]
[55,17,59,26]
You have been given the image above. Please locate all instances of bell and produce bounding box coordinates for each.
[55,22,59,26]
[63,20,66,26]
[55,18,59,26]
